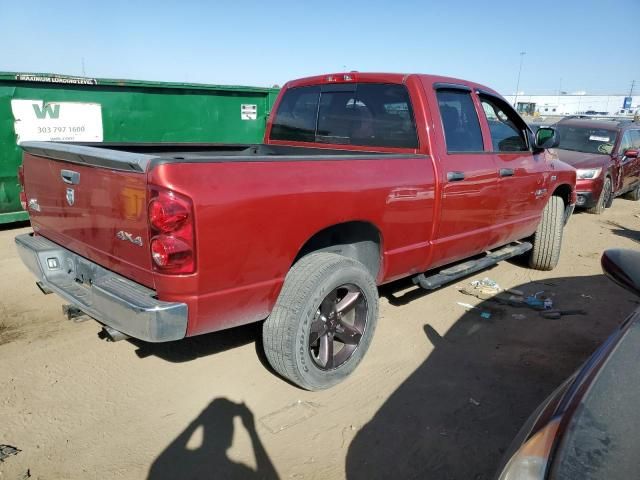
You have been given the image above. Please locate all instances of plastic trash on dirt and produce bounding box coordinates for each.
[456,302,493,319]
[0,444,20,462]
[525,292,553,310]
[470,277,502,293]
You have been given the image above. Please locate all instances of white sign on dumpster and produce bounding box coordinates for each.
[11,99,103,144]
[241,104,258,120]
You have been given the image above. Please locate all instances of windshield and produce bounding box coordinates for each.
[555,124,618,155]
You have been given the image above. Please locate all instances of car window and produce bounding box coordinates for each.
[555,125,617,155]
[316,90,358,143]
[270,86,320,142]
[479,95,528,152]
[619,131,633,154]
[356,84,418,148]
[271,83,418,148]
[436,89,484,152]
[628,130,640,150]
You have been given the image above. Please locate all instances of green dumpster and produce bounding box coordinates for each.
[0,72,280,224]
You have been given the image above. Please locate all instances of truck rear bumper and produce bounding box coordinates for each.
[15,233,187,342]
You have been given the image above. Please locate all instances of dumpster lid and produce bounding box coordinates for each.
[0,71,278,95]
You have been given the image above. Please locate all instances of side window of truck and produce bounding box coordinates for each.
[479,95,529,152]
[436,90,484,152]
[270,86,321,142]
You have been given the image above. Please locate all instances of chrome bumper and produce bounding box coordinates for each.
[15,233,187,342]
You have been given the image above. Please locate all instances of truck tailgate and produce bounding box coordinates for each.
[21,143,155,288]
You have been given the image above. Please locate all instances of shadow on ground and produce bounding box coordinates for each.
[347,273,636,480]
[130,322,261,361]
[148,397,279,480]
[0,220,29,232]
[604,220,640,244]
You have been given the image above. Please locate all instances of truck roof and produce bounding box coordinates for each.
[285,72,502,98]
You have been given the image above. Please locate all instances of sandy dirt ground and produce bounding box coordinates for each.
[1,200,640,480]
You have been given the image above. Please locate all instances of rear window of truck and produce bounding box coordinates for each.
[270,83,418,148]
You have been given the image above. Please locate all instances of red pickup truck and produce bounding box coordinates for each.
[15,72,576,390]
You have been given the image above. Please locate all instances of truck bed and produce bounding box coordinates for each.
[21,142,419,172]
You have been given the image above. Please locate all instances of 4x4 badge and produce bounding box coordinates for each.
[116,230,143,247]
[66,188,75,206]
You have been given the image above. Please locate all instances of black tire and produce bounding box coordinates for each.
[528,195,564,271]
[263,252,379,391]
[624,184,640,201]
[586,177,612,214]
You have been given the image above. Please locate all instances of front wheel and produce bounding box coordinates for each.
[263,252,379,391]
[586,177,612,214]
[528,195,565,271]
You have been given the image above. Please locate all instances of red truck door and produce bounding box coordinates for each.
[476,93,547,247]
[429,85,499,267]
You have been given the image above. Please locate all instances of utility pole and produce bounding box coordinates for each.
[630,80,636,97]
[513,52,526,109]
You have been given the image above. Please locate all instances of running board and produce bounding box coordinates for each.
[412,242,532,290]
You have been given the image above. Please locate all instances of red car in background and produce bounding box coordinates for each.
[553,117,640,214]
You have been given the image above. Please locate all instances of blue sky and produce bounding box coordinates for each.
[2,0,639,96]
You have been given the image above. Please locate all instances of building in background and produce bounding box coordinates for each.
[503,93,639,117]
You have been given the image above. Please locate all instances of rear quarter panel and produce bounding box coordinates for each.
[149,157,436,336]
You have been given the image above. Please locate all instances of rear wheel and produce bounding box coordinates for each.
[263,252,379,391]
[528,195,564,271]
[587,177,612,214]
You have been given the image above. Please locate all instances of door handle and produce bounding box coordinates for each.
[61,169,80,185]
[447,171,465,182]
[499,168,514,177]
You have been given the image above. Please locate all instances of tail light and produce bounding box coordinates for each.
[18,165,27,210]
[148,188,196,274]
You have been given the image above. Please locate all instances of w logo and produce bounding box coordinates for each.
[32,103,60,119]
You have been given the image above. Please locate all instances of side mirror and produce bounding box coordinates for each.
[534,127,560,149]
[601,249,640,297]
[624,149,639,159]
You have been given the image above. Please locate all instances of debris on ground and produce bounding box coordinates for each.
[459,279,567,314]
[470,277,502,294]
[469,397,481,406]
[0,444,20,462]
[456,302,494,319]
[511,314,527,320]
[457,302,478,311]
[525,292,554,310]
[459,287,525,306]
[539,309,587,320]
